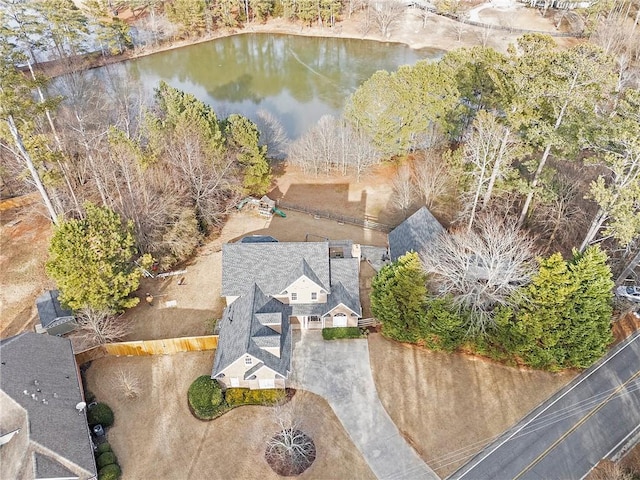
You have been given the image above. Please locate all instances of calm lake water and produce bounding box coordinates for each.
[97,34,443,138]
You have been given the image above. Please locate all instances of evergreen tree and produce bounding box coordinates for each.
[563,246,614,367]
[371,252,427,342]
[224,114,271,195]
[509,247,613,370]
[46,203,151,312]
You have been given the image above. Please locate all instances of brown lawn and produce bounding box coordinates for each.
[84,352,375,480]
[368,333,577,477]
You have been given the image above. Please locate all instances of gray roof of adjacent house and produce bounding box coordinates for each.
[212,284,292,379]
[240,235,279,243]
[388,207,445,261]
[222,242,331,297]
[0,333,97,480]
[36,290,74,329]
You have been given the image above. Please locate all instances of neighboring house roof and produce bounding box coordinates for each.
[240,235,279,243]
[222,242,331,297]
[388,206,445,262]
[213,284,292,379]
[36,290,74,329]
[0,333,97,480]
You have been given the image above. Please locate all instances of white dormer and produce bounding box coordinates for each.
[279,275,328,304]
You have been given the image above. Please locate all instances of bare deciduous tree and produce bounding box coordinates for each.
[423,213,537,334]
[71,308,130,351]
[265,402,316,476]
[109,368,145,401]
[368,0,406,37]
[391,165,416,217]
[412,149,458,209]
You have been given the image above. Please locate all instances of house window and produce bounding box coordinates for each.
[309,316,321,322]
[311,292,317,300]
[245,357,252,365]
[291,292,297,301]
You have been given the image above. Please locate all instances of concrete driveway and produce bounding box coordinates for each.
[290,331,439,480]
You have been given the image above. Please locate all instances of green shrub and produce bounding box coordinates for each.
[95,442,111,454]
[98,463,121,480]
[225,388,285,406]
[97,452,117,469]
[322,327,362,340]
[87,403,114,427]
[188,375,225,419]
[224,387,247,407]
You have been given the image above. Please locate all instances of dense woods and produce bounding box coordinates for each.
[1,0,638,367]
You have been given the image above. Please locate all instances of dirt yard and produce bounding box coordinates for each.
[84,352,375,480]
[0,194,55,338]
[367,333,576,477]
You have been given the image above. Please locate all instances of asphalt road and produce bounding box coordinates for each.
[450,330,640,480]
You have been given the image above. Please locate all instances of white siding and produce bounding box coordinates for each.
[281,275,327,304]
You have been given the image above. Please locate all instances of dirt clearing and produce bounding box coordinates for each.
[368,333,576,477]
[84,352,375,480]
[0,196,54,338]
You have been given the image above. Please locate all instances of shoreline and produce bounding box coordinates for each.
[34,10,578,78]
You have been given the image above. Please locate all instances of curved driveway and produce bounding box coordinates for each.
[290,331,439,480]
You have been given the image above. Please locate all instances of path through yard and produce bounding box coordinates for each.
[290,331,440,480]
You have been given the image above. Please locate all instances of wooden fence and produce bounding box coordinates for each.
[358,318,380,328]
[75,335,218,364]
[277,201,393,233]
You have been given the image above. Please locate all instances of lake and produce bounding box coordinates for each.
[95,34,443,138]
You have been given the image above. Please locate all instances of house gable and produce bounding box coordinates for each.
[278,274,328,304]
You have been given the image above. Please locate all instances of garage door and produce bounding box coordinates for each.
[333,314,347,327]
[259,378,275,389]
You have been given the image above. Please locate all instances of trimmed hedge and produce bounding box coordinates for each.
[97,452,117,469]
[188,375,225,420]
[98,463,121,480]
[225,388,285,407]
[87,403,114,427]
[322,327,362,340]
[96,442,112,454]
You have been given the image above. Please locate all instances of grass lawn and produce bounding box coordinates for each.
[368,333,577,478]
[85,351,375,480]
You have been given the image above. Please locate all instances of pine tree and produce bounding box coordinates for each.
[224,114,271,195]
[563,246,614,368]
[371,252,428,342]
[510,247,613,369]
[46,203,151,312]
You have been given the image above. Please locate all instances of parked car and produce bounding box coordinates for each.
[615,285,640,302]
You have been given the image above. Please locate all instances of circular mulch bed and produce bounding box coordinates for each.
[265,430,316,476]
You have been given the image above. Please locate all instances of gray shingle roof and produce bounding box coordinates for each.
[35,452,77,479]
[388,207,445,262]
[325,281,362,316]
[0,333,97,479]
[212,284,292,378]
[222,242,330,296]
[36,290,74,329]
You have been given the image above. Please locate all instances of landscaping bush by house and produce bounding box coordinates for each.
[96,442,111,454]
[98,463,121,480]
[225,388,286,407]
[322,327,362,340]
[188,375,225,419]
[97,452,117,469]
[87,403,114,427]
